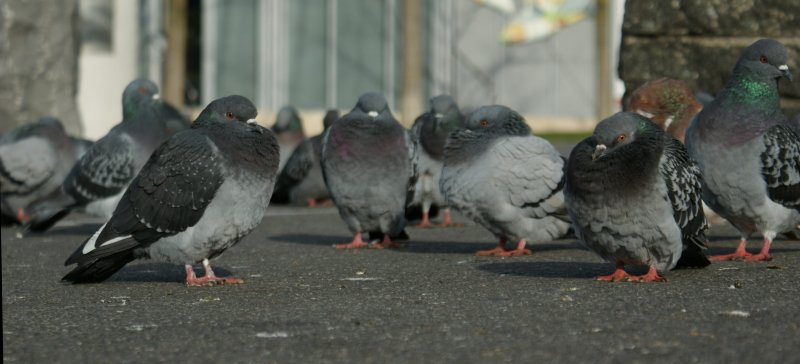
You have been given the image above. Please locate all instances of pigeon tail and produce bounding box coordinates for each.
[61,249,136,284]
[675,237,711,269]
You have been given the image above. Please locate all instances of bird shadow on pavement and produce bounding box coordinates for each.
[107,262,234,283]
[400,239,585,255]
[477,261,611,279]
[31,223,102,236]
[269,233,345,247]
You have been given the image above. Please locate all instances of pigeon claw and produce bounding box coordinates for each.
[626,266,666,283]
[186,276,244,287]
[335,233,369,249]
[370,234,403,249]
[184,262,244,286]
[744,253,772,262]
[595,270,630,282]
[494,248,532,257]
[475,246,510,257]
[335,241,369,249]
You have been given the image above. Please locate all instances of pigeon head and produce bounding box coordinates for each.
[353,92,390,119]
[733,39,792,82]
[272,106,303,133]
[322,109,340,130]
[196,95,259,128]
[429,95,464,132]
[591,112,658,161]
[465,105,530,136]
[122,79,160,118]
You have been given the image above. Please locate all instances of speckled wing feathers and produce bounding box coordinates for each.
[760,124,800,210]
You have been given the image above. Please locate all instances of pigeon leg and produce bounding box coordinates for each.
[306,198,317,207]
[439,209,463,228]
[371,234,403,249]
[16,208,31,223]
[744,236,773,262]
[595,262,631,282]
[494,239,532,257]
[627,266,667,282]
[185,259,244,286]
[413,211,434,228]
[475,239,509,256]
[335,232,369,249]
[709,238,752,261]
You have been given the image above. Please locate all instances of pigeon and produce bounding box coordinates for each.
[0,117,92,225]
[627,78,703,143]
[408,95,465,227]
[789,112,800,136]
[271,109,339,206]
[564,112,710,282]
[24,79,170,231]
[272,106,306,173]
[321,92,415,249]
[62,95,279,285]
[440,105,571,256]
[161,102,192,137]
[684,38,800,262]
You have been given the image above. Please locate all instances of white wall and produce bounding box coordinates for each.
[78,1,140,140]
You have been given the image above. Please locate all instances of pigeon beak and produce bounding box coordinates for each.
[247,118,258,125]
[367,111,379,118]
[778,64,792,81]
[592,144,607,161]
[152,93,160,101]
[434,113,444,119]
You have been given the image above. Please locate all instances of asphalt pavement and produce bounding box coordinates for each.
[3,205,800,363]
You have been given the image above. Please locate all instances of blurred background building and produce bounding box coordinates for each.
[1,0,798,139]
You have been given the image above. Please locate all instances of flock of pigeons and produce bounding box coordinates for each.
[1,38,798,286]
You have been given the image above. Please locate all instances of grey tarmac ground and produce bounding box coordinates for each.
[3,206,800,364]
[3,142,800,363]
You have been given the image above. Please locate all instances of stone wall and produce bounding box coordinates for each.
[619,0,800,115]
[0,0,82,135]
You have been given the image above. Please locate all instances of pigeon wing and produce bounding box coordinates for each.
[760,124,800,211]
[64,133,137,204]
[660,136,710,267]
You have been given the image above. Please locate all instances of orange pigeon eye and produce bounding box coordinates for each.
[760,55,768,63]
[225,112,235,120]
[479,120,489,127]
[617,134,626,142]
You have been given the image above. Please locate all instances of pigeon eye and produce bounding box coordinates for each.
[759,55,768,64]
[225,112,235,120]
[479,120,489,127]
[137,86,146,94]
[617,134,626,142]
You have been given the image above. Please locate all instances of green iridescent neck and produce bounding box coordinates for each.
[727,77,781,111]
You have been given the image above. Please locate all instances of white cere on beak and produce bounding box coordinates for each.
[435,113,444,119]
[247,118,258,125]
[779,64,789,71]
[152,93,160,100]
[635,109,654,119]
[592,144,607,161]
[367,111,379,118]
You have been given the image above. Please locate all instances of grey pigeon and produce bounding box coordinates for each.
[684,38,800,262]
[272,109,339,206]
[0,117,92,224]
[408,95,465,227]
[272,106,306,173]
[440,105,571,256]
[24,79,170,231]
[161,102,192,137]
[565,112,710,282]
[321,92,415,249]
[62,95,279,285]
